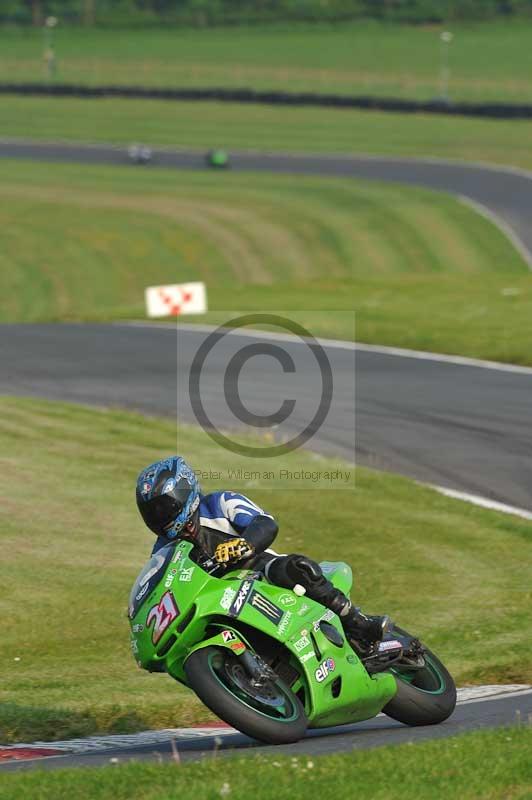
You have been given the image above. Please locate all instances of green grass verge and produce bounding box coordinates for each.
[3,20,532,103]
[1,727,531,800]
[2,159,532,364]
[4,95,532,173]
[1,398,530,743]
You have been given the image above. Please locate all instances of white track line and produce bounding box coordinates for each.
[431,486,532,522]
[0,727,240,754]
[351,340,532,375]
[456,685,532,706]
[457,195,532,270]
[121,321,532,377]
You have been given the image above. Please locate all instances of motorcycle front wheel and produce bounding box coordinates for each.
[184,646,308,744]
[383,627,456,726]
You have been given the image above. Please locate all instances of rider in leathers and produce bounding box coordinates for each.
[136,457,388,649]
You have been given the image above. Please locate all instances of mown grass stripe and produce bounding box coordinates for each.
[0,158,530,364]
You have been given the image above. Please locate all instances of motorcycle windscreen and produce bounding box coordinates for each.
[128,542,175,619]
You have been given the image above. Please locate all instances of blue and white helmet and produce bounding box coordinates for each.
[136,457,200,539]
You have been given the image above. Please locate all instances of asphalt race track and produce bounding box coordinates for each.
[2,322,532,508]
[2,690,532,771]
[1,140,532,769]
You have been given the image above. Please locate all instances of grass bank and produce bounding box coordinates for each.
[1,398,530,742]
[4,95,532,173]
[0,727,531,799]
[3,21,532,103]
[1,159,531,365]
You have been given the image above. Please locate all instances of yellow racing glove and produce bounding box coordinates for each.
[214,538,254,564]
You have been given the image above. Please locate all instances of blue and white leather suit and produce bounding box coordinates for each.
[152,490,278,562]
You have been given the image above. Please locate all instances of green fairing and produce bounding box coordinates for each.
[129,540,397,729]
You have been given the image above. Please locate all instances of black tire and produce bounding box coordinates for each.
[383,630,456,726]
[184,646,308,744]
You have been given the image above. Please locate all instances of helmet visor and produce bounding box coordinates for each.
[139,476,192,536]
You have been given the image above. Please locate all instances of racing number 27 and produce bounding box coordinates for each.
[146,591,179,644]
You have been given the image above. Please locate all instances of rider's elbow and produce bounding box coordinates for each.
[244,514,279,553]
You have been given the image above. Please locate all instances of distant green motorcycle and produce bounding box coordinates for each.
[128,540,456,744]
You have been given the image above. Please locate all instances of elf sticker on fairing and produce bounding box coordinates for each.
[164,568,178,589]
[249,591,283,625]
[228,580,253,617]
[314,658,335,683]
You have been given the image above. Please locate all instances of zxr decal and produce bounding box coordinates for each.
[146,591,179,644]
[228,580,253,617]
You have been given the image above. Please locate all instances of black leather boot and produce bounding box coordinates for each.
[341,603,391,647]
[266,554,390,647]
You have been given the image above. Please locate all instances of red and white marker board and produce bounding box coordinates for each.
[145,282,207,317]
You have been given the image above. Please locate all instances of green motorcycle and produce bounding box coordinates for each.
[128,540,456,744]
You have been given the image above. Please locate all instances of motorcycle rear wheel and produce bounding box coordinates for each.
[383,628,456,726]
[185,646,308,744]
